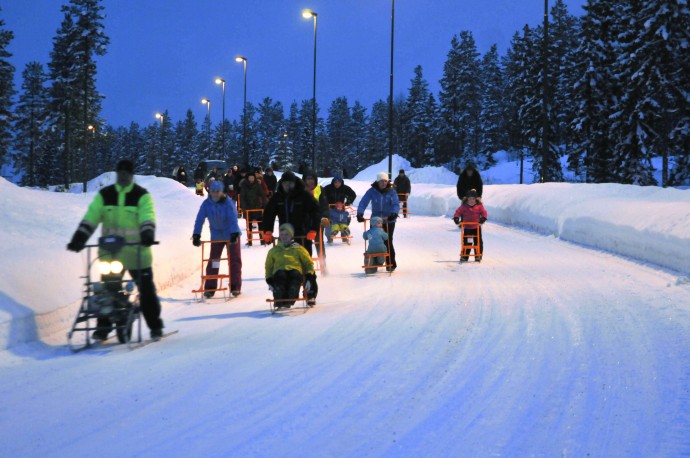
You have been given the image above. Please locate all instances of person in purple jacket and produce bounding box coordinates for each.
[192,180,243,298]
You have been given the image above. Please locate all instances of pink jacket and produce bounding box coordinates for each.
[453,201,487,229]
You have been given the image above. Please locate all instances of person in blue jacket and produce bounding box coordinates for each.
[356,172,400,271]
[192,180,243,298]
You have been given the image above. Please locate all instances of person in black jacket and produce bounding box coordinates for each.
[456,162,484,200]
[323,176,357,206]
[263,167,278,196]
[260,171,323,304]
[260,171,322,255]
[393,169,411,218]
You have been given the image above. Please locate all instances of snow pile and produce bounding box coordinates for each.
[353,154,459,185]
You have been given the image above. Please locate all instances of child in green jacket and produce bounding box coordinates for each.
[265,223,317,307]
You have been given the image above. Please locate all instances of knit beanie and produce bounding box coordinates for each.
[279,223,295,237]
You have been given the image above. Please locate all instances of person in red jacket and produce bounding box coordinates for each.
[453,189,487,262]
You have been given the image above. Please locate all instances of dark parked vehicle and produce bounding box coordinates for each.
[196,160,229,177]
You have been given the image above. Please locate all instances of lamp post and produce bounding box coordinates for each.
[155,112,164,175]
[201,98,211,152]
[215,77,226,160]
[388,0,395,177]
[235,56,248,167]
[302,9,318,171]
[82,124,95,192]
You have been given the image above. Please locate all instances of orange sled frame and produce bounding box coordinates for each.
[192,239,233,301]
[458,222,483,263]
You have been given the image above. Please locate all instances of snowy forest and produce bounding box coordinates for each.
[1,0,689,189]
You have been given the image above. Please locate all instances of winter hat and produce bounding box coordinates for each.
[279,223,295,237]
[466,189,478,198]
[376,172,389,182]
[302,169,318,181]
[371,216,383,226]
[210,180,224,192]
[116,159,134,174]
[399,169,405,174]
[332,176,343,184]
[280,171,297,183]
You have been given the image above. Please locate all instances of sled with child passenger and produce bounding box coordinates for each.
[360,216,394,275]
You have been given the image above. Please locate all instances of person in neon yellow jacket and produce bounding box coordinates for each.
[265,223,317,308]
[67,160,164,341]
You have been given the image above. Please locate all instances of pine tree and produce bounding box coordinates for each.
[13,62,49,187]
[549,0,580,152]
[368,99,389,167]
[402,65,437,167]
[0,14,15,170]
[348,101,368,175]
[625,0,690,186]
[611,0,657,186]
[570,0,623,183]
[174,109,198,173]
[47,0,108,188]
[255,97,285,168]
[326,96,351,173]
[438,31,482,169]
[479,45,503,166]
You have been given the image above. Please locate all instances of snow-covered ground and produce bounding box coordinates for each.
[1,156,689,456]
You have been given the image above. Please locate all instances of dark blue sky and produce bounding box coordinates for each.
[3,0,586,128]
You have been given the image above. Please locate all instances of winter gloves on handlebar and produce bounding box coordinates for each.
[67,230,89,252]
[192,234,201,247]
[230,232,240,244]
[140,229,155,247]
[356,214,365,223]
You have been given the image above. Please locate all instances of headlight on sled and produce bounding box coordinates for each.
[98,260,124,275]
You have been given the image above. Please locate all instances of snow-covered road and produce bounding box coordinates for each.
[2,215,689,457]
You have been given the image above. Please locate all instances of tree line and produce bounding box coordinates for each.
[1,0,688,189]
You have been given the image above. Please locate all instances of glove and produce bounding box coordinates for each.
[320,217,330,228]
[140,229,155,247]
[453,217,460,225]
[479,216,487,224]
[356,214,365,223]
[388,213,398,222]
[67,231,88,252]
[230,232,240,244]
[263,231,274,245]
[192,234,201,247]
[266,277,274,292]
[306,231,317,241]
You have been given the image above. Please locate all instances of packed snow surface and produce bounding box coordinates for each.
[1,157,689,456]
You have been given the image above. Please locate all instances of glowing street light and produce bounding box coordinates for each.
[302,9,318,171]
[155,113,165,174]
[215,78,226,159]
[235,56,248,167]
[201,98,211,147]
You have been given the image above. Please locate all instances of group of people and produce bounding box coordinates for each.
[67,159,485,340]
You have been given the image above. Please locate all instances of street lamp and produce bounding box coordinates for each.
[83,124,95,192]
[235,56,248,167]
[388,0,395,177]
[155,112,164,175]
[302,9,318,171]
[201,98,211,150]
[215,77,226,160]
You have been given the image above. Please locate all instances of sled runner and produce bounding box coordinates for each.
[67,236,153,352]
[458,221,483,263]
[191,239,233,301]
